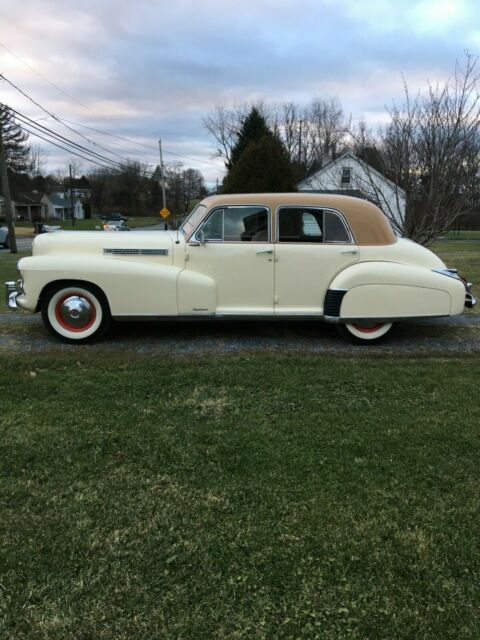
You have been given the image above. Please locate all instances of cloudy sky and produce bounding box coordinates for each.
[1,0,479,186]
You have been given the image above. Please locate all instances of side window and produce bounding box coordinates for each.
[200,206,269,242]
[278,208,323,243]
[324,210,350,243]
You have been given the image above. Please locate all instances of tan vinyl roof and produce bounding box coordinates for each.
[200,193,397,246]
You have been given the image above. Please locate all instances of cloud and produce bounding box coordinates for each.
[1,0,479,185]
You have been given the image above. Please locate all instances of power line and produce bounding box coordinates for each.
[61,118,224,168]
[0,73,129,162]
[0,51,224,172]
[17,123,126,172]
[11,109,125,169]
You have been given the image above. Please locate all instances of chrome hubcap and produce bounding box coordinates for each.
[59,296,93,328]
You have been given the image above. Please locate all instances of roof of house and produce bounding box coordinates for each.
[298,150,406,196]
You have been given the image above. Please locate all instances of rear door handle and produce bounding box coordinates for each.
[256,249,273,254]
[341,249,358,255]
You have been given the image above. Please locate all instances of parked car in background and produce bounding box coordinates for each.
[102,220,130,232]
[0,225,9,248]
[5,193,476,344]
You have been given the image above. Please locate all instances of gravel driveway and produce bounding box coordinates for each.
[1,312,479,356]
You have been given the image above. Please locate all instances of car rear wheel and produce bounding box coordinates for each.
[41,283,111,343]
[338,321,394,344]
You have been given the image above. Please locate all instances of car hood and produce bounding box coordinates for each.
[32,230,176,257]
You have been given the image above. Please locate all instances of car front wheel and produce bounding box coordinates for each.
[41,283,111,343]
[338,321,394,344]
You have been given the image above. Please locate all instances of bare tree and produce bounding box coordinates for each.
[28,145,47,178]
[354,53,480,244]
[205,98,348,180]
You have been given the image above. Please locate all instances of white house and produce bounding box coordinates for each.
[297,150,406,232]
[41,193,85,220]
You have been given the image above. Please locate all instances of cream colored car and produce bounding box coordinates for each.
[5,193,476,344]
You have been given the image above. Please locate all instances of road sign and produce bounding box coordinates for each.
[159,208,170,219]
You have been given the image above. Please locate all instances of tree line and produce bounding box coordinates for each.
[0,104,207,219]
[205,53,480,245]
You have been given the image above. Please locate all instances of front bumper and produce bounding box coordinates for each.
[4,280,23,310]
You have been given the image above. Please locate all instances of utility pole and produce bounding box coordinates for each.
[69,164,75,227]
[216,177,219,194]
[158,139,166,209]
[0,119,17,253]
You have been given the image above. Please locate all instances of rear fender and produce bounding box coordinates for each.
[328,261,465,319]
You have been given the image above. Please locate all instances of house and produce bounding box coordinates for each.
[0,191,48,221]
[297,150,406,231]
[41,193,85,220]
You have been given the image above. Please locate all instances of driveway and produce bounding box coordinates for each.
[1,311,479,356]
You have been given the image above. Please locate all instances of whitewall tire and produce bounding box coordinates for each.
[338,321,394,344]
[41,284,111,343]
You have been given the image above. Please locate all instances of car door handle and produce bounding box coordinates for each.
[341,249,358,255]
[256,249,273,254]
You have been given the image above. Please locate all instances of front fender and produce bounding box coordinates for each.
[328,261,466,319]
[17,255,182,315]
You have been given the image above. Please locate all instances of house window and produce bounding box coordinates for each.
[341,167,352,186]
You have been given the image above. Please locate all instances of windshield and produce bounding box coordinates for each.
[181,204,207,236]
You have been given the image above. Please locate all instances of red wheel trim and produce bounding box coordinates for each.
[54,293,97,332]
[351,322,385,333]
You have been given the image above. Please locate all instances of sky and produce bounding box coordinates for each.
[0,0,479,187]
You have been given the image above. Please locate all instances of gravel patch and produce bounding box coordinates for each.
[1,312,479,357]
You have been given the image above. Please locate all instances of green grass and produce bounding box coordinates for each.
[443,230,480,240]
[433,240,480,312]
[1,354,480,639]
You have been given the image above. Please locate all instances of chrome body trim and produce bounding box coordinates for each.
[103,248,169,256]
[324,314,449,324]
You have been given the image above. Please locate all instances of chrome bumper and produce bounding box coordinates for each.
[465,282,477,309]
[4,280,22,310]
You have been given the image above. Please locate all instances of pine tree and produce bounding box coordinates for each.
[227,107,271,170]
[0,104,30,174]
[223,107,296,193]
[223,134,296,193]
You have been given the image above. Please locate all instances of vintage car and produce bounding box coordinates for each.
[4,193,476,344]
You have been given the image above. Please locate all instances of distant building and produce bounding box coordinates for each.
[297,150,406,230]
[0,191,48,221]
[41,193,85,220]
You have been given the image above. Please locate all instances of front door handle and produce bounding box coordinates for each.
[256,249,273,254]
[341,249,358,255]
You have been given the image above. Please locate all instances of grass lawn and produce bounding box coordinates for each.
[1,354,480,639]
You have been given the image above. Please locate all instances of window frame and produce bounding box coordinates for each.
[341,166,352,186]
[276,205,355,245]
[192,205,271,244]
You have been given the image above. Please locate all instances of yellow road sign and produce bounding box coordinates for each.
[159,208,170,219]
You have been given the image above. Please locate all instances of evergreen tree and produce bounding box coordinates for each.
[0,104,30,174]
[223,134,296,193]
[227,107,271,170]
[223,106,296,193]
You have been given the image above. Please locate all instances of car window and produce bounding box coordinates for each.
[278,208,323,242]
[324,210,350,242]
[200,206,269,242]
[278,208,351,243]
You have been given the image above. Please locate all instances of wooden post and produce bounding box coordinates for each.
[0,119,17,253]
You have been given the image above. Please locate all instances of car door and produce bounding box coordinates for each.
[186,205,274,314]
[274,206,359,314]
